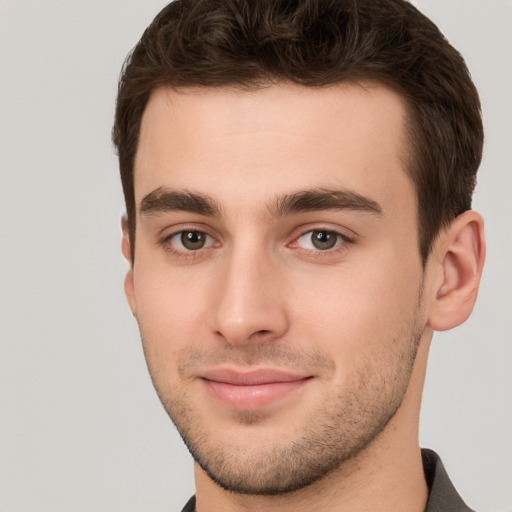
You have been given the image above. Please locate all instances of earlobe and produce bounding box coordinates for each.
[427,211,485,331]
[121,216,137,317]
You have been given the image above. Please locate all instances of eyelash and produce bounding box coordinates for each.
[289,228,354,259]
[159,227,355,259]
[159,228,218,259]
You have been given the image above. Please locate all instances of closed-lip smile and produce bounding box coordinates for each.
[199,368,313,410]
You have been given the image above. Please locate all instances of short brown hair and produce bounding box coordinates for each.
[113,0,483,263]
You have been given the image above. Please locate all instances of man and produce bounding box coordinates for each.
[113,0,485,510]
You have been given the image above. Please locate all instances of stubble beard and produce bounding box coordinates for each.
[143,303,424,496]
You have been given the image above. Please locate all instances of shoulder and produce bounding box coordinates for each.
[179,495,196,512]
[422,448,475,512]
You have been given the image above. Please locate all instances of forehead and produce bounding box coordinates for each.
[134,82,414,217]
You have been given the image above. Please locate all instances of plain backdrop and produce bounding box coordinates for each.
[0,1,510,511]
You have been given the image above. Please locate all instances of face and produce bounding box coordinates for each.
[125,83,428,494]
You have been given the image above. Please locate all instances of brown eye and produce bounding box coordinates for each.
[180,231,208,250]
[310,230,338,250]
[164,229,216,256]
[295,230,343,251]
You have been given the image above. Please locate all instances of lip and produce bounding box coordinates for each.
[199,368,312,410]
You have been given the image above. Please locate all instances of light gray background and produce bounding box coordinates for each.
[0,1,510,511]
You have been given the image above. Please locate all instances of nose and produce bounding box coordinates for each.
[208,246,289,346]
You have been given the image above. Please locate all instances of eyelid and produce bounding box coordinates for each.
[290,224,356,244]
[158,221,220,241]
[169,230,216,250]
[287,225,356,257]
[158,224,221,257]
[295,230,344,250]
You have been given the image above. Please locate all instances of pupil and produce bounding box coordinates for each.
[312,231,337,250]
[181,231,205,250]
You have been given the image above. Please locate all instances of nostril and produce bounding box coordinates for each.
[249,329,277,342]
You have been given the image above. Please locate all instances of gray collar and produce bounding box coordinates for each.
[422,448,474,512]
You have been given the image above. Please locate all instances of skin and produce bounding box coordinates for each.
[122,82,485,512]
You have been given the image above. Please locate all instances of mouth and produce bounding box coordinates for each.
[199,368,313,410]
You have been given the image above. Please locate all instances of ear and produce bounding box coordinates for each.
[121,215,137,317]
[427,210,485,331]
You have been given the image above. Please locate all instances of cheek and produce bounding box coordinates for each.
[292,259,422,364]
[133,265,210,361]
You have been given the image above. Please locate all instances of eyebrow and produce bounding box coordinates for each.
[268,188,382,217]
[139,187,221,218]
[139,186,382,220]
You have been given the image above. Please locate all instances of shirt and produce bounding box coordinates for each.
[180,448,474,512]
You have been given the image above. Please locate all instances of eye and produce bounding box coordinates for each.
[295,230,344,251]
[168,230,215,251]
